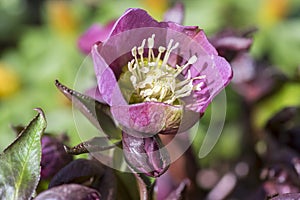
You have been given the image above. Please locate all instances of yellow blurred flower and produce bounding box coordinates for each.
[258,0,290,27]
[141,0,168,20]
[46,0,78,36]
[0,63,20,98]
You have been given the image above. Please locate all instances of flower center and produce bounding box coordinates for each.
[119,34,206,105]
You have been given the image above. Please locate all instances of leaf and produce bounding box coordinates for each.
[48,159,117,200]
[55,80,121,139]
[35,184,101,200]
[49,159,105,188]
[0,108,47,200]
[64,136,121,155]
[269,193,300,200]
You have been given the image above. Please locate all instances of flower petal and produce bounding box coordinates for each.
[111,102,182,135]
[109,8,166,36]
[183,55,232,113]
[111,101,200,135]
[92,43,127,106]
[85,86,106,104]
[163,2,185,24]
[78,22,115,54]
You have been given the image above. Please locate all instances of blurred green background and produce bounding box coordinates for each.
[0,0,300,166]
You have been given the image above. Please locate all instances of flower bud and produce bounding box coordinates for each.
[122,132,170,177]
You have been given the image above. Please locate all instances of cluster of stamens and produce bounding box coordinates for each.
[126,34,206,105]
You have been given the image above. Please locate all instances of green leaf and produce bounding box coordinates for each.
[0,108,47,200]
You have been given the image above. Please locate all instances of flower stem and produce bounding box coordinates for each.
[134,173,156,200]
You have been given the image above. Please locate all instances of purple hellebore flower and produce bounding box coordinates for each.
[60,8,232,178]
[90,8,232,136]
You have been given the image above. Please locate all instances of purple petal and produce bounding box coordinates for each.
[111,102,182,135]
[109,8,200,39]
[176,31,232,113]
[163,2,185,24]
[85,86,106,104]
[109,8,166,37]
[194,55,232,113]
[78,21,115,54]
[111,101,200,135]
[92,43,127,106]
[192,30,219,55]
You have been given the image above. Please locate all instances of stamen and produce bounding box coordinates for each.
[148,34,155,61]
[138,39,146,67]
[174,55,197,77]
[192,75,206,80]
[162,40,179,67]
[131,46,138,64]
[156,46,166,65]
[175,70,191,88]
[125,35,206,105]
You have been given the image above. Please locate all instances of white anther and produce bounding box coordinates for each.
[131,46,137,57]
[155,46,166,65]
[147,34,155,48]
[171,42,179,51]
[174,55,197,77]
[147,35,155,61]
[188,55,197,64]
[162,40,179,67]
[167,39,174,50]
[192,75,206,80]
[138,39,146,66]
[193,83,202,91]
[158,46,166,53]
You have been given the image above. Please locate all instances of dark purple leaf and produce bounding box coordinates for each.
[266,107,298,133]
[49,159,105,188]
[41,134,73,179]
[209,28,255,61]
[48,159,118,200]
[35,184,101,200]
[270,193,300,200]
